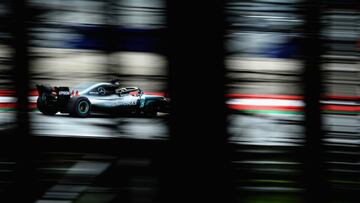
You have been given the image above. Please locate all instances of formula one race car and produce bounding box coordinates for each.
[36,80,170,117]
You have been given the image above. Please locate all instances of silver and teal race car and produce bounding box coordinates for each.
[36,80,170,117]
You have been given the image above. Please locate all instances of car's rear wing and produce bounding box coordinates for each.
[36,84,71,97]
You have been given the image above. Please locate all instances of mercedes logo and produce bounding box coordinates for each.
[98,87,106,95]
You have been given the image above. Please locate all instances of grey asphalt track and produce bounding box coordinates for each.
[12,112,354,147]
[0,109,358,146]
[30,111,169,139]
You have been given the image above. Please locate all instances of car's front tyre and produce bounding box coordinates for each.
[143,103,158,117]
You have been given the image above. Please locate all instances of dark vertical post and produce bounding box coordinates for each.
[159,1,235,203]
[302,0,329,203]
[9,0,36,202]
[12,1,29,134]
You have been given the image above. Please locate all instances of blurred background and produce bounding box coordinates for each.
[0,0,359,202]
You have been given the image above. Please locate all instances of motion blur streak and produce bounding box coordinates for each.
[226,0,359,203]
[0,0,359,203]
[321,8,360,203]
[0,2,15,131]
[226,1,306,202]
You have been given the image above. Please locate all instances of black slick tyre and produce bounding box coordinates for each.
[37,95,58,115]
[67,96,91,117]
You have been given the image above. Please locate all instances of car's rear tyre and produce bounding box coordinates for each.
[37,95,58,115]
[143,103,158,117]
[67,97,91,117]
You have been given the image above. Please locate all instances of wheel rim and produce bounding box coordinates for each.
[78,100,89,115]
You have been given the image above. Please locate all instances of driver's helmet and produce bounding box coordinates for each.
[110,79,121,87]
